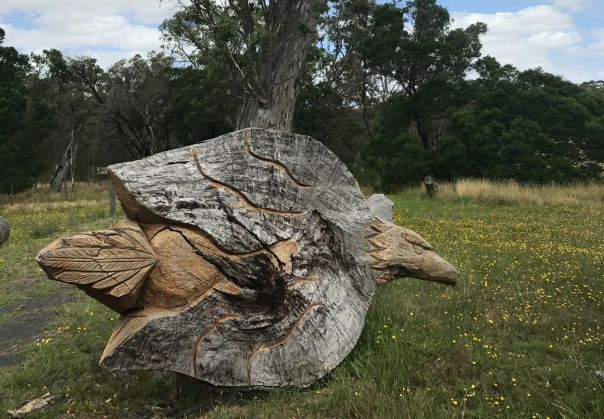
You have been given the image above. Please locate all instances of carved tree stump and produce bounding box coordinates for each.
[36,129,457,389]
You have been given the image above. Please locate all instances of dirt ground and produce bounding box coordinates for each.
[0,279,78,367]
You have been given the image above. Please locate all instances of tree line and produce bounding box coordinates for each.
[1,0,603,194]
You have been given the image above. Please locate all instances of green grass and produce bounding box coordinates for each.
[0,189,602,418]
[0,203,114,307]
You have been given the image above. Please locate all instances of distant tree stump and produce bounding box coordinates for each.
[36,129,457,389]
[424,176,439,198]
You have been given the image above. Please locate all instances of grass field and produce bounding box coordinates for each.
[0,184,603,418]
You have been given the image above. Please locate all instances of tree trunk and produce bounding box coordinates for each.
[0,216,10,246]
[414,116,433,151]
[50,135,76,193]
[236,1,323,132]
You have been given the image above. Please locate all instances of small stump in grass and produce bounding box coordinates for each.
[424,176,439,198]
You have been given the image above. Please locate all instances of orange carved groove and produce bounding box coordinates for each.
[287,276,320,289]
[191,146,306,217]
[242,129,313,189]
[247,302,322,385]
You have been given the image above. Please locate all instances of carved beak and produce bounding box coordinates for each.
[368,221,458,287]
[401,248,458,286]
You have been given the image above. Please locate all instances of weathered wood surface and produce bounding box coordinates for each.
[37,128,457,389]
[49,136,77,193]
[367,194,394,222]
[0,216,9,246]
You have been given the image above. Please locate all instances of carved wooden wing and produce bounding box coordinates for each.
[36,220,158,312]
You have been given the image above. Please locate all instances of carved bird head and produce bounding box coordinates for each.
[367,219,458,286]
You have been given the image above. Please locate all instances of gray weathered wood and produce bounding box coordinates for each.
[424,175,439,198]
[367,194,394,222]
[0,216,9,246]
[108,183,116,218]
[50,134,77,193]
[36,128,457,389]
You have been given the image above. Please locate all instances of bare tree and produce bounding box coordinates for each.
[45,50,172,158]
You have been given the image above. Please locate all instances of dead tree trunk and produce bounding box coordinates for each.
[50,131,77,193]
[424,175,439,198]
[236,1,323,132]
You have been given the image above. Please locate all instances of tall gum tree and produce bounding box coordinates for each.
[353,0,487,150]
[161,0,328,132]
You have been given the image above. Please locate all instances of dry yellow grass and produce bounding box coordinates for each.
[437,179,604,207]
[2,200,109,214]
[0,182,112,213]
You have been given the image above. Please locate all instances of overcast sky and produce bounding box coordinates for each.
[1,0,603,82]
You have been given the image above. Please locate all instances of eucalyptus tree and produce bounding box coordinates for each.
[45,50,173,159]
[161,0,328,132]
[106,53,173,157]
[362,0,487,150]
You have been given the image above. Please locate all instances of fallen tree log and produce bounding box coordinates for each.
[36,128,457,389]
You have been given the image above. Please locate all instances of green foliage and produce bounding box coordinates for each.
[368,54,604,189]
[361,133,431,191]
[168,66,236,145]
[293,81,367,167]
[436,61,604,183]
[0,28,47,194]
[364,0,487,150]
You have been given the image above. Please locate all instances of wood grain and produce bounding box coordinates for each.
[36,220,158,313]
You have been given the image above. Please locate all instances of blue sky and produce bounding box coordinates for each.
[0,0,603,82]
[442,0,604,82]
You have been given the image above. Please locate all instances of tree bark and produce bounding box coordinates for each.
[49,135,76,193]
[236,1,323,132]
[0,216,9,246]
[413,115,433,151]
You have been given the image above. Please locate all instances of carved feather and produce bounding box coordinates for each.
[36,220,158,312]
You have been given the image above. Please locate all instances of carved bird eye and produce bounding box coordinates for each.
[412,244,424,255]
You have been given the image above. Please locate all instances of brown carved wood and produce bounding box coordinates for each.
[36,128,457,389]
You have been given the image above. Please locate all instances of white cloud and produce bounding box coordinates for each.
[0,1,173,24]
[452,6,583,75]
[0,1,175,68]
[74,49,154,69]
[569,29,604,57]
